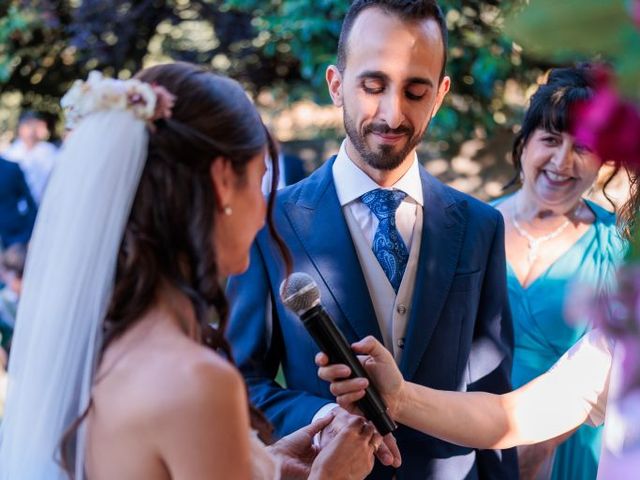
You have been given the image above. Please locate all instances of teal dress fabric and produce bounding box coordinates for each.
[491,197,625,480]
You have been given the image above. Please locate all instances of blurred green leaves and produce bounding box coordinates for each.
[225,0,347,102]
[0,5,43,83]
[225,0,545,147]
[505,0,640,99]
[0,0,548,152]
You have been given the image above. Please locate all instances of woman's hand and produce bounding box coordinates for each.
[309,416,378,480]
[315,336,406,419]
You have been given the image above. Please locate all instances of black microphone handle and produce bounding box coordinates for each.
[301,304,397,435]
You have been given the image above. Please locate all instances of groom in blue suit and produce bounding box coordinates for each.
[228,1,517,478]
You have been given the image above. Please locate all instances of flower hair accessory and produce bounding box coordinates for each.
[61,71,175,129]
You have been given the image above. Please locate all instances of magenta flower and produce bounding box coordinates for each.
[634,0,640,28]
[620,336,640,393]
[570,68,640,169]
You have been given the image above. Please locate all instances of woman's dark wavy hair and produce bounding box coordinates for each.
[61,62,291,473]
[508,65,639,240]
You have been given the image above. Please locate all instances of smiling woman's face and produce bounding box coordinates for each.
[520,128,602,210]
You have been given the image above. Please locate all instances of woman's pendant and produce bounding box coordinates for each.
[527,240,540,263]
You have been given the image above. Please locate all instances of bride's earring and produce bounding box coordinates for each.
[223,205,233,216]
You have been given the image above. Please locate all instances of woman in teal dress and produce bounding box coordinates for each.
[491,66,629,480]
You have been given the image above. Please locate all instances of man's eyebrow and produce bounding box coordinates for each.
[406,77,434,88]
[357,71,389,82]
[356,71,434,89]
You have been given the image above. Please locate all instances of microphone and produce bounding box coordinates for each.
[280,272,397,435]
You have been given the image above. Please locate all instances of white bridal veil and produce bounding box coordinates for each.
[0,106,149,478]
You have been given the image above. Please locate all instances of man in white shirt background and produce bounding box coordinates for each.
[262,150,308,194]
[2,111,58,205]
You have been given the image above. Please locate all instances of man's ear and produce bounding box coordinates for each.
[431,75,451,119]
[209,156,235,213]
[326,65,344,108]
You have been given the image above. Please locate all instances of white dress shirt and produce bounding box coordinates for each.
[332,141,424,250]
[261,153,287,194]
[2,140,57,205]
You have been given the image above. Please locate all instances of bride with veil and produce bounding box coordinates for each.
[0,62,380,479]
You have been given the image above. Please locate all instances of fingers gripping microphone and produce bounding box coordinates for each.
[280,272,397,435]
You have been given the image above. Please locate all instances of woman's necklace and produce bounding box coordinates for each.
[512,202,577,264]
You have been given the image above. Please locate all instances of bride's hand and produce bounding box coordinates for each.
[315,335,406,419]
[268,414,335,480]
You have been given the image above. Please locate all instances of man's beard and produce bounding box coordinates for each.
[343,108,424,171]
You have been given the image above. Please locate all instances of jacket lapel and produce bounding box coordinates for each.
[283,158,383,343]
[399,168,467,380]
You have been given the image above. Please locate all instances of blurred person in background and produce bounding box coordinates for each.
[2,111,58,204]
[0,243,27,359]
[0,156,37,249]
[261,150,308,194]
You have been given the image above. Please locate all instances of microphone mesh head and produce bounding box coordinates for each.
[279,272,320,314]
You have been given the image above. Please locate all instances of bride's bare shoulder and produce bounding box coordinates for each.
[88,329,252,478]
[95,329,246,425]
[145,337,244,413]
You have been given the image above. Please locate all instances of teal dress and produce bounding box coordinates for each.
[492,197,624,480]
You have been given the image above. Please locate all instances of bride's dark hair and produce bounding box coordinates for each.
[61,62,290,472]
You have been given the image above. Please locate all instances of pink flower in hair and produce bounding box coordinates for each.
[150,84,175,122]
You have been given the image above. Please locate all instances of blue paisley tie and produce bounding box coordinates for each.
[361,189,409,293]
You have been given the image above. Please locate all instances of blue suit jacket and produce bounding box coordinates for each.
[0,156,37,248]
[227,157,518,479]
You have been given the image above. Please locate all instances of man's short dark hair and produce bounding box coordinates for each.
[18,110,44,125]
[337,0,448,80]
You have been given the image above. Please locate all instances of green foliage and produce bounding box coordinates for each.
[225,0,347,102]
[0,6,34,82]
[0,0,546,150]
[0,1,79,115]
[505,0,640,99]
[224,0,546,146]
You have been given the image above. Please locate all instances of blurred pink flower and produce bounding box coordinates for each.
[620,336,640,392]
[150,84,176,122]
[634,0,640,28]
[570,68,640,169]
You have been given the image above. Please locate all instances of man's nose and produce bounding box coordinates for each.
[378,91,405,130]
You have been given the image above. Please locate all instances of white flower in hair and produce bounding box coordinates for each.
[61,71,175,129]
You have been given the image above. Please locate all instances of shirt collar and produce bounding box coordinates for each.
[332,140,424,207]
